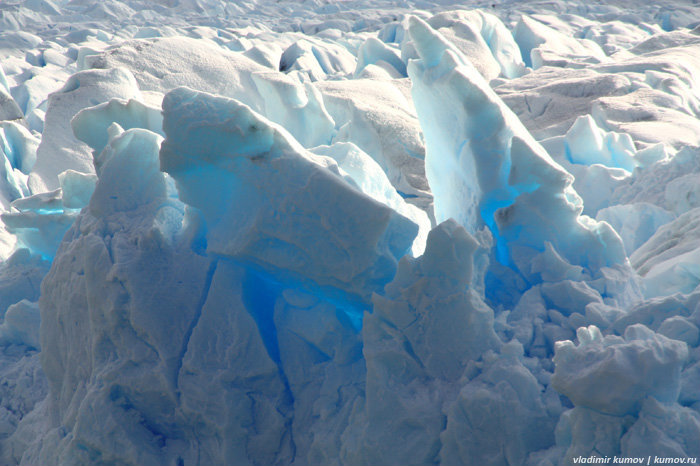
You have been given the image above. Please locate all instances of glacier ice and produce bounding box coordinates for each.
[1,167,94,261]
[310,142,430,256]
[0,80,23,123]
[552,324,687,416]
[631,208,700,297]
[596,203,675,256]
[354,220,499,465]
[35,120,208,465]
[427,10,527,80]
[513,15,607,69]
[28,67,142,193]
[315,77,430,205]
[405,16,628,304]
[0,121,38,176]
[426,10,503,81]
[0,65,10,93]
[0,248,49,318]
[354,37,406,78]
[564,115,637,173]
[0,300,40,350]
[552,325,700,463]
[495,67,634,140]
[160,87,418,300]
[279,38,356,82]
[2,1,700,465]
[553,399,700,464]
[85,36,336,148]
[440,341,560,466]
[71,97,163,154]
[0,121,35,210]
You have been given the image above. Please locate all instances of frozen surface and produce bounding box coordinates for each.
[0,0,700,465]
[315,77,431,208]
[552,324,687,416]
[405,16,630,311]
[631,208,700,298]
[159,87,418,300]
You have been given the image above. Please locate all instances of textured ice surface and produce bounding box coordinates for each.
[354,37,406,78]
[280,38,356,81]
[553,324,687,415]
[513,15,607,69]
[1,169,94,261]
[631,208,700,297]
[28,67,141,193]
[0,121,35,210]
[405,16,628,307]
[597,203,675,256]
[428,10,526,80]
[2,0,700,465]
[315,78,431,206]
[160,87,418,300]
[565,115,637,172]
[311,142,430,256]
[86,36,336,148]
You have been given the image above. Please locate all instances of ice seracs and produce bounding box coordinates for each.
[631,208,700,297]
[71,97,163,154]
[85,36,336,148]
[315,77,430,207]
[551,325,700,463]
[405,16,628,303]
[427,10,527,80]
[310,142,430,256]
[553,324,687,416]
[1,1,700,465]
[160,87,418,300]
[565,114,638,173]
[513,15,607,69]
[28,67,141,193]
[353,220,501,465]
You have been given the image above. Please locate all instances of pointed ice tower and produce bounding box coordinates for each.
[406,17,628,300]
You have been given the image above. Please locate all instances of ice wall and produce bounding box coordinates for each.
[405,17,629,306]
[23,86,421,465]
[159,87,418,300]
[28,67,142,193]
[2,2,700,466]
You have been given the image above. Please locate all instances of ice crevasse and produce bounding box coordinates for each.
[1,10,700,466]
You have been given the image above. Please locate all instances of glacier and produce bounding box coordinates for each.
[0,0,699,465]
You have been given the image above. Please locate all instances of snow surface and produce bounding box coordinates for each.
[0,0,699,465]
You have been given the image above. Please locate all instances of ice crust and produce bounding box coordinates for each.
[1,1,700,465]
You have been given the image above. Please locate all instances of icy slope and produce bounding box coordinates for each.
[406,16,630,310]
[0,1,699,465]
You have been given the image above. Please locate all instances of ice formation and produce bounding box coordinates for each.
[405,16,631,311]
[0,0,699,465]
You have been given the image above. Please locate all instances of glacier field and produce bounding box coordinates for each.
[1,0,700,464]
